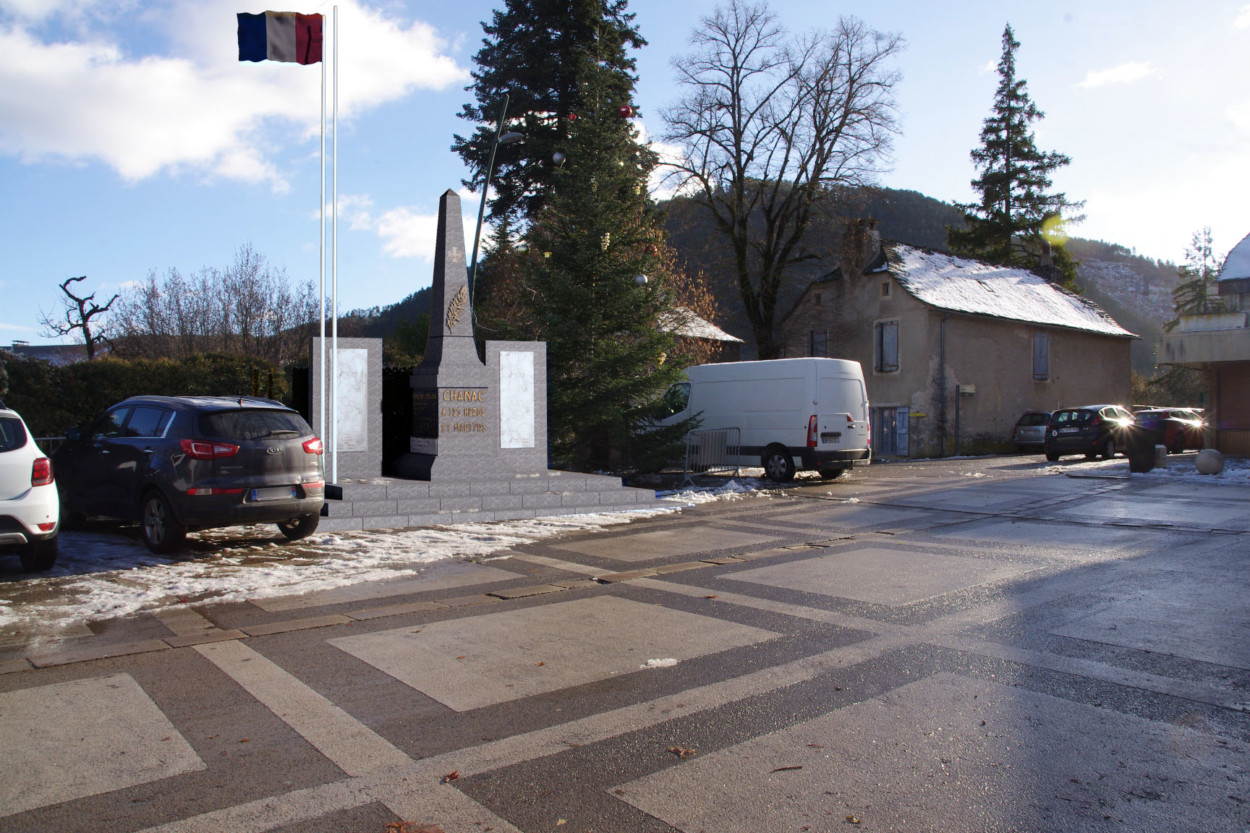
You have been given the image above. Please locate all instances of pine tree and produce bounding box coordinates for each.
[1165,226,1224,331]
[452,0,644,229]
[519,60,692,471]
[948,24,1082,285]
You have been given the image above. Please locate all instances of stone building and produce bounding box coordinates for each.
[1158,231,1250,455]
[781,226,1135,458]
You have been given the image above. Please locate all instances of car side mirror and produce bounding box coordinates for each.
[66,426,81,441]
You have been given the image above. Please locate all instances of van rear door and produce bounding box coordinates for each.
[816,376,870,452]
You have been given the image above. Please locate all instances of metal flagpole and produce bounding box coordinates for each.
[331,4,339,484]
[319,22,326,454]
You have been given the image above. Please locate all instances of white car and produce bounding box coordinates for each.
[0,400,59,571]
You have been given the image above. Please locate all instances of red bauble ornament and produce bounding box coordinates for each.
[617,104,634,118]
[568,112,578,121]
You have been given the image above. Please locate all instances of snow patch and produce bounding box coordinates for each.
[642,658,679,669]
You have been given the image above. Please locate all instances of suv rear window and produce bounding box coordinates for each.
[200,409,312,441]
[0,416,28,452]
[1017,413,1049,427]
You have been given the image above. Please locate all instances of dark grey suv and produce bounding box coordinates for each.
[54,396,325,552]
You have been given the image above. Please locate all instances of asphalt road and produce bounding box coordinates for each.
[1,455,1248,833]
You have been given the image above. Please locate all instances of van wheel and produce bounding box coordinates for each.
[819,467,846,480]
[140,491,186,554]
[277,514,319,541]
[762,446,796,483]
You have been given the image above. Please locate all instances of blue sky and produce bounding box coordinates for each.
[3,0,1249,346]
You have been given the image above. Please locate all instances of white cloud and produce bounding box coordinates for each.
[0,0,468,186]
[1235,4,1250,28]
[1075,61,1159,89]
[1230,101,1250,133]
[334,190,480,261]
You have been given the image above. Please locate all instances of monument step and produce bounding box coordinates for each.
[318,471,662,532]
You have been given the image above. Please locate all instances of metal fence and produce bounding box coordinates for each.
[682,427,742,485]
[35,437,65,455]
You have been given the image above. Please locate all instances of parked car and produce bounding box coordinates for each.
[0,399,59,571]
[1011,410,1051,453]
[1043,404,1136,462]
[53,396,325,553]
[1133,408,1206,453]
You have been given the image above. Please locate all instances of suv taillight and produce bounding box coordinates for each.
[303,437,324,455]
[32,457,53,487]
[1090,415,1102,428]
[180,439,240,460]
[807,415,818,448]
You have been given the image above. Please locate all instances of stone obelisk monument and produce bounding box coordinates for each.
[392,189,546,480]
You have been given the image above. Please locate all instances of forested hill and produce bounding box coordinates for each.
[352,188,1179,375]
[659,186,1179,373]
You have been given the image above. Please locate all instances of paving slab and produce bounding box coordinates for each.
[927,518,1159,551]
[768,502,930,529]
[329,596,777,711]
[721,547,1039,606]
[1051,496,1248,529]
[0,673,205,817]
[550,527,776,563]
[1052,574,1250,669]
[254,563,524,612]
[613,672,1250,832]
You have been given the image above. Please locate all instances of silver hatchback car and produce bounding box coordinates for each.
[1011,410,1051,453]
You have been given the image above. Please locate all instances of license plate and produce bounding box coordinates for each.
[250,486,297,501]
[1059,427,1080,433]
[820,432,842,443]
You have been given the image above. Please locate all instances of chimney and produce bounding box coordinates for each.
[840,218,882,277]
[1033,239,1063,283]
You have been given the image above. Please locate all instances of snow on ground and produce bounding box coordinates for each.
[1056,453,1250,484]
[0,478,769,641]
[2,456,1244,642]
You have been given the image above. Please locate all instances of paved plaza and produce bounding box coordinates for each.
[1,457,1247,832]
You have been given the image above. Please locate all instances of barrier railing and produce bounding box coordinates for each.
[682,427,741,485]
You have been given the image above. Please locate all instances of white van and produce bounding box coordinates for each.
[660,358,871,482]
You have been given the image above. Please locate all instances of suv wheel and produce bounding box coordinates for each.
[20,536,58,572]
[277,513,319,541]
[141,491,186,554]
[1045,451,1060,462]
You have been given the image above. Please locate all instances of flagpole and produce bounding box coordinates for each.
[318,17,326,457]
[331,4,339,485]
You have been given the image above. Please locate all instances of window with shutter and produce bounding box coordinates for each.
[1033,332,1049,380]
[875,320,899,372]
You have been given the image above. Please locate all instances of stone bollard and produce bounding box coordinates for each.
[1195,448,1225,475]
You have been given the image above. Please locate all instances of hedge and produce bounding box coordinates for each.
[0,352,293,437]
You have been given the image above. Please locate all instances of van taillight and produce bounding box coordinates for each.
[32,457,53,487]
[807,415,818,448]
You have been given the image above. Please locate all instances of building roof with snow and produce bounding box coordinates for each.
[884,243,1135,338]
[1218,232,1250,282]
[658,307,743,342]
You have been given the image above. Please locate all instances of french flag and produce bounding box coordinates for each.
[238,11,323,65]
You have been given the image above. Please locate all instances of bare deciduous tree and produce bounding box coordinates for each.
[110,244,318,366]
[39,275,119,359]
[663,0,903,358]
